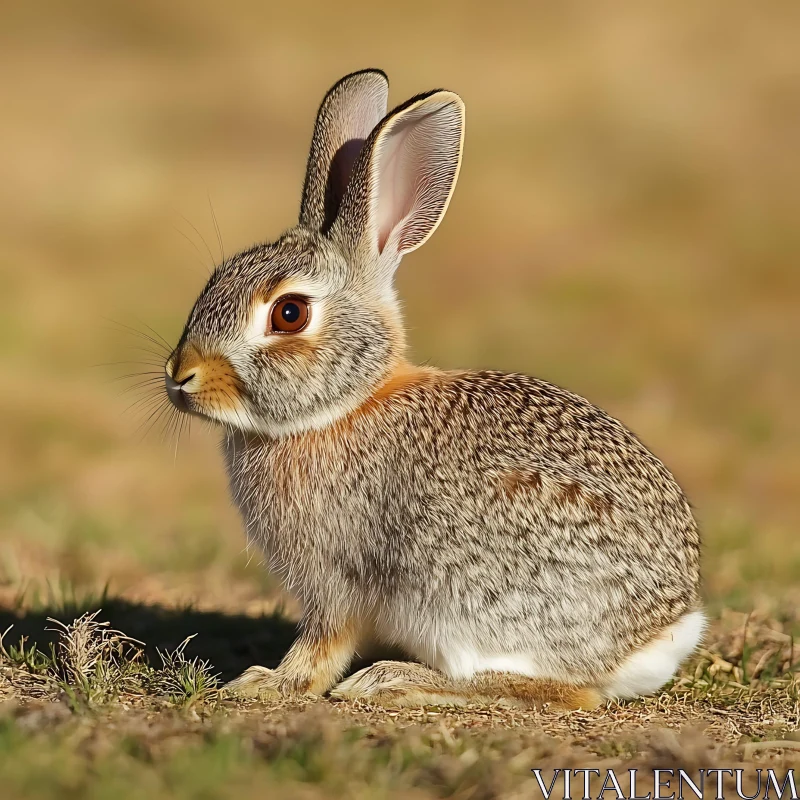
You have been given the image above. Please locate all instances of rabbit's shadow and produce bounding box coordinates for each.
[0,599,402,681]
[0,599,299,681]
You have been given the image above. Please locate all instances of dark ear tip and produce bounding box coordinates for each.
[317,70,389,109]
[347,67,387,79]
[333,68,388,90]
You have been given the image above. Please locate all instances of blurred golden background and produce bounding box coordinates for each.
[1,0,798,617]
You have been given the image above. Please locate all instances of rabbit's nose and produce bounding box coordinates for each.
[165,372,195,411]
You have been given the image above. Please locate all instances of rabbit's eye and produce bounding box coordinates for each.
[270,295,311,334]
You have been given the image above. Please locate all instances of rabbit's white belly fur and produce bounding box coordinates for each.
[376,609,705,700]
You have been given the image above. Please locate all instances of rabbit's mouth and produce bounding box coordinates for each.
[164,344,253,430]
[163,370,262,433]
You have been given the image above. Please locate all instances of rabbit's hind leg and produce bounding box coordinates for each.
[330,660,471,707]
[329,660,602,711]
[471,671,603,711]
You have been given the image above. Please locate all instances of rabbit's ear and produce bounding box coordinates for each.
[331,90,464,273]
[299,69,389,233]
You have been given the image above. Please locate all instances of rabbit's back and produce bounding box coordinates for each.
[227,367,701,686]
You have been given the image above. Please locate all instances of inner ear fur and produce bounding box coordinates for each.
[331,89,465,271]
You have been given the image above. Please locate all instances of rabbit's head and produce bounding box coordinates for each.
[165,70,464,437]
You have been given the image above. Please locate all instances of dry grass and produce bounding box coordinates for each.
[0,0,799,796]
[1,0,798,606]
[1,606,800,798]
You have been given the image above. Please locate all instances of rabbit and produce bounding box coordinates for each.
[164,69,704,710]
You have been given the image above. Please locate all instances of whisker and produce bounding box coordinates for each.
[142,406,175,444]
[105,317,169,344]
[104,319,173,356]
[125,346,171,362]
[122,386,164,413]
[120,385,165,403]
[173,224,214,276]
[135,396,172,441]
[116,376,164,391]
[108,371,164,382]
[113,381,165,397]
[139,320,174,355]
[122,383,165,410]
[93,360,165,369]
[117,376,165,389]
[160,406,180,446]
[114,342,170,365]
[180,214,216,269]
[125,400,162,422]
[123,389,166,415]
[208,194,225,264]
[103,341,171,364]
[172,411,189,464]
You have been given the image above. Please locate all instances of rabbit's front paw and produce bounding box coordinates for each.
[225,665,332,699]
[225,665,282,699]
